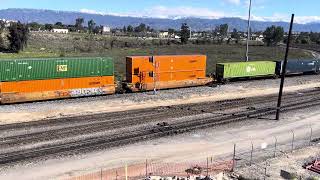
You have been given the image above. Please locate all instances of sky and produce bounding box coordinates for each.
[0,0,319,24]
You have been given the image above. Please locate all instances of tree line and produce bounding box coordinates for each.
[181,23,320,46]
[28,18,156,34]
[1,17,320,53]
[27,17,320,47]
[28,18,102,34]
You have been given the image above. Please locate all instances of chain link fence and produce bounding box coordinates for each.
[68,158,233,180]
[67,127,319,180]
[233,127,320,179]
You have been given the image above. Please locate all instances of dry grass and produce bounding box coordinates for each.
[0,32,313,80]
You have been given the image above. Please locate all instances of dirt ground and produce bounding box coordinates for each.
[0,96,319,179]
[237,146,320,179]
[1,75,320,124]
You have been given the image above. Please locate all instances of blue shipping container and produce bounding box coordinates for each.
[275,59,320,75]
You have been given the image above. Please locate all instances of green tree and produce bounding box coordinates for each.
[309,32,320,43]
[67,25,77,32]
[28,22,41,31]
[75,18,84,32]
[123,26,127,32]
[7,22,29,52]
[44,24,53,31]
[231,28,240,42]
[263,25,284,46]
[0,20,5,32]
[212,26,220,37]
[54,22,64,28]
[88,19,96,33]
[180,23,190,44]
[168,28,175,37]
[295,32,311,44]
[93,26,102,34]
[134,23,147,32]
[146,26,151,32]
[219,24,229,37]
[127,25,134,32]
[0,20,5,50]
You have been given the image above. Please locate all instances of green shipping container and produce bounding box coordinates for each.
[0,57,114,82]
[216,61,276,81]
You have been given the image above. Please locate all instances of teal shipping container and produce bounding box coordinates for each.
[216,61,276,81]
[0,57,114,82]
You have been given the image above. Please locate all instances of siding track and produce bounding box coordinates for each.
[0,89,319,165]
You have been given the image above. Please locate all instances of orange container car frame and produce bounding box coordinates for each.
[0,76,115,104]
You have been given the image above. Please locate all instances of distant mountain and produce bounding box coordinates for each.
[0,8,320,32]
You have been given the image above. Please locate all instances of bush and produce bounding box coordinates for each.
[301,38,310,44]
[59,48,65,57]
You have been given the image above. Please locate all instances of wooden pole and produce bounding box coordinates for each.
[231,144,236,172]
[145,159,148,178]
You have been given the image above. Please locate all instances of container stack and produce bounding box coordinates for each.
[125,55,211,92]
[0,57,115,104]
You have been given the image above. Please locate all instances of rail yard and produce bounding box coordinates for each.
[0,73,319,179]
[0,12,320,180]
[0,88,318,163]
[0,3,320,180]
[0,1,320,180]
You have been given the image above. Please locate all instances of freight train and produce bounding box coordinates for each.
[0,55,319,104]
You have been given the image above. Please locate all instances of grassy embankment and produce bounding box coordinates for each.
[0,32,313,80]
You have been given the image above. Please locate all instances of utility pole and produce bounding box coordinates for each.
[276,14,295,120]
[231,144,236,172]
[245,0,252,62]
[206,157,209,177]
[145,159,148,178]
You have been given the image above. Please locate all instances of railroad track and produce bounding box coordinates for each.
[2,87,318,132]
[0,89,320,165]
[0,89,319,147]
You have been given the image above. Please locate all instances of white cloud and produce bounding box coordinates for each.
[79,9,104,15]
[248,13,320,24]
[142,6,226,19]
[79,6,227,19]
[295,16,320,24]
[225,0,241,5]
[78,7,320,24]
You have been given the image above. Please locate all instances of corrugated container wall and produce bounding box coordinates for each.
[0,57,114,82]
[275,59,320,75]
[0,57,115,104]
[126,55,211,91]
[0,76,115,104]
[216,61,276,81]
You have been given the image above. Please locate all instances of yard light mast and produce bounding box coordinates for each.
[245,0,252,62]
